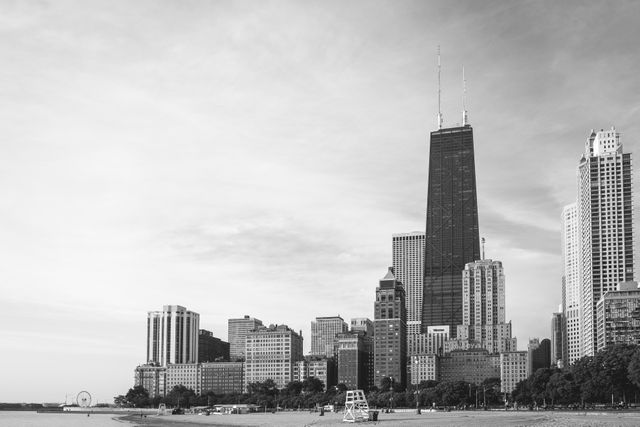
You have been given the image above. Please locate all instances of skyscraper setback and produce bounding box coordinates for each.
[423,125,481,336]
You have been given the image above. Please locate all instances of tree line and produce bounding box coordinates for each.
[512,344,640,407]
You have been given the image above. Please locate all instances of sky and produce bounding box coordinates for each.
[1,0,640,403]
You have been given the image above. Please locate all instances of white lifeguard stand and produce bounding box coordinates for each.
[343,389,369,423]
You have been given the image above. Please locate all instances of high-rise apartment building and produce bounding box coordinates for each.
[577,127,634,356]
[228,315,263,361]
[596,281,640,349]
[244,324,303,390]
[424,125,481,337]
[310,316,348,358]
[392,232,425,336]
[451,259,516,354]
[373,267,407,390]
[561,203,581,365]
[147,305,200,366]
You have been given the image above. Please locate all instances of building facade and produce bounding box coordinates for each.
[392,232,425,336]
[409,354,439,384]
[578,128,634,357]
[438,349,500,385]
[454,259,516,354]
[165,363,201,395]
[310,316,348,358]
[373,267,407,390]
[407,325,449,356]
[198,329,230,363]
[424,125,481,337]
[200,362,244,394]
[500,351,528,394]
[244,324,303,390]
[228,315,263,361]
[134,364,166,398]
[147,305,200,366]
[527,338,551,376]
[596,281,640,349]
[562,203,581,365]
[551,311,565,368]
[337,331,371,391]
[350,318,374,336]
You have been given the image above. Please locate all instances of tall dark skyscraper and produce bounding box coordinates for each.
[423,125,480,336]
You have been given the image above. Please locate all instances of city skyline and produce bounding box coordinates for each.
[2,0,640,402]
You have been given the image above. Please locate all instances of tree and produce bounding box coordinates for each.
[123,385,149,408]
[302,377,324,393]
[283,381,303,396]
[165,385,196,408]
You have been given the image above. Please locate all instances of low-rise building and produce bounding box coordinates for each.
[201,362,244,394]
[439,349,500,385]
[165,363,201,395]
[134,364,166,398]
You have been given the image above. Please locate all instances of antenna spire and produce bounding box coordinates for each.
[481,237,486,260]
[462,65,469,126]
[437,46,443,129]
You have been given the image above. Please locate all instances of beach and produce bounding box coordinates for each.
[119,409,640,427]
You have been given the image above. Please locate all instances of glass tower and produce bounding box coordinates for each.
[423,125,480,336]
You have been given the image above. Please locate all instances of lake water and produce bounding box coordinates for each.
[0,411,127,426]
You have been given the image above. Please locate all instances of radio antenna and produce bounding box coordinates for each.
[437,46,443,129]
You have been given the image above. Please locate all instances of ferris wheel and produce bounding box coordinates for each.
[76,391,92,408]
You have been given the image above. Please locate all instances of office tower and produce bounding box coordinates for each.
[228,315,263,361]
[551,311,565,368]
[337,331,372,391]
[310,316,348,357]
[578,127,634,356]
[423,124,481,337]
[147,305,199,366]
[350,318,374,390]
[596,281,640,349]
[350,318,374,336]
[198,330,230,362]
[373,267,407,390]
[561,203,581,365]
[409,354,439,384]
[527,338,551,376]
[392,232,425,336]
[453,259,516,353]
[244,324,303,390]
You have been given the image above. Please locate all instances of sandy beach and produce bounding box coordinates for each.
[120,409,640,427]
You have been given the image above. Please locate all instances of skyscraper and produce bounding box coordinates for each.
[453,259,516,353]
[373,267,407,390]
[147,305,200,366]
[310,316,348,358]
[392,232,425,336]
[561,203,581,365]
[577,127,634,356]
[228,315,263,361]
[423,125,481,336]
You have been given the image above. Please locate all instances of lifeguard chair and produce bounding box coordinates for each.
[343,389,369,423]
